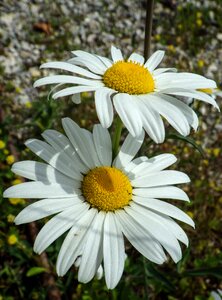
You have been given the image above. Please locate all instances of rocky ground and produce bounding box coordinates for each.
[0,0,221,103]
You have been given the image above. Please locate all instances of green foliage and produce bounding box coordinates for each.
[26,267,47,277]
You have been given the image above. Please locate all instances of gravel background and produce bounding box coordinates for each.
[1,0,222,104]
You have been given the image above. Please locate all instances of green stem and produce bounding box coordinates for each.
[143,257,150,299]
[144,0,155,60]
[112,117,123,158]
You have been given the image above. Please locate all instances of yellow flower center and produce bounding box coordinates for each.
[82,166,132,211]
[198,88,213,94]
[103,61,155,95]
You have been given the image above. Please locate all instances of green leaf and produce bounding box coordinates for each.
[145,263,174,291]
[166,133,205,157]
[183,267,222,278]
[26,267,47,277]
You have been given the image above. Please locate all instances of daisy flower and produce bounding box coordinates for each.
[34,46,219,142]
[4,118,194,289]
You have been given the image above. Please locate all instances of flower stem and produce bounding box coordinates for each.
[112,117,123,158]
[144,0,155,60]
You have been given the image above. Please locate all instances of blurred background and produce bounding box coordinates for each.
[0,0,222,299]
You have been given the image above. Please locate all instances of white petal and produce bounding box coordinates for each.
[131,170,190,187]
[71,93,81,104]
[124,156,149,173]
[56,208,97,276]
[157,93,199,130]
[40,62,102,79]
[40,61,102,79]
[14,197,82,224]
[81,128,102,167]
[133,196,194,227]
[52,85,100,99]
[156,73,217,90]
[144,50,165,71]
[96,265,103,280]
[128,154,176,179]
[113,93,143,137]
[42,129,88,174]
[194,90,220,110]
[95,88,114,128]
[126,204,182,262]
[96,55,113,68]
[133,186,189,201]
[132,203,189,252]
[78,211,105,283]
[62,118,98,169]
[34,203,89,254]
[4,181,81,199]
[103,212,125,289]
[153,68,177,76]
[11,161,77,187]
[136,95,165,143]
[113,131,144,170]
[116,210,167,264]
[72,50,107,73]
[144,153,177,172]
[25,138,82,180]
[111,45,124,62]
[68,56,105,75]
[148,94,190,136]
[34,75,102,88]
[93,125,112,166]
[127,161,152,180]
[155,215,189,246]
[128,53,145,65]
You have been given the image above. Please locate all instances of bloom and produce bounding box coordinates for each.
[7,234,18,245]
[0,140,6,149]
[6,154,15,165]
[34,46,219,142]
[4,118,194,289]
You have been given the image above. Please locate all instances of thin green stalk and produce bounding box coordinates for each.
[143,257,150,299]
[144,0,155,60]
[112,117,123,158]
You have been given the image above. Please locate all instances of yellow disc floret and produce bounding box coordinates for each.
[103,61,155,95]
[198,88,214,94]
[82,166,132,211]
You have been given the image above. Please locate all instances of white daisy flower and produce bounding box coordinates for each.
[4,118,194,289]
[34,46,219,142]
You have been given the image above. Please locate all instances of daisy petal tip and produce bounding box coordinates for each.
[33,81,38,88]
[33,242,44,255]
[14,215,23,226]
[106,283,117,290]
[132,128,144,140]
[2,189,9,198]
[111,45,118,51]
[61,117,71,125]
[185,174,191,183]
[175,256,182,264]
[24,138,35,147]
[183,193,190,202]
[215,103,220,111]
[56,267,64,277]
[52,93,59,100]
[39,63,47,69]
[33,246,41,255]
[14,219,20,225]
